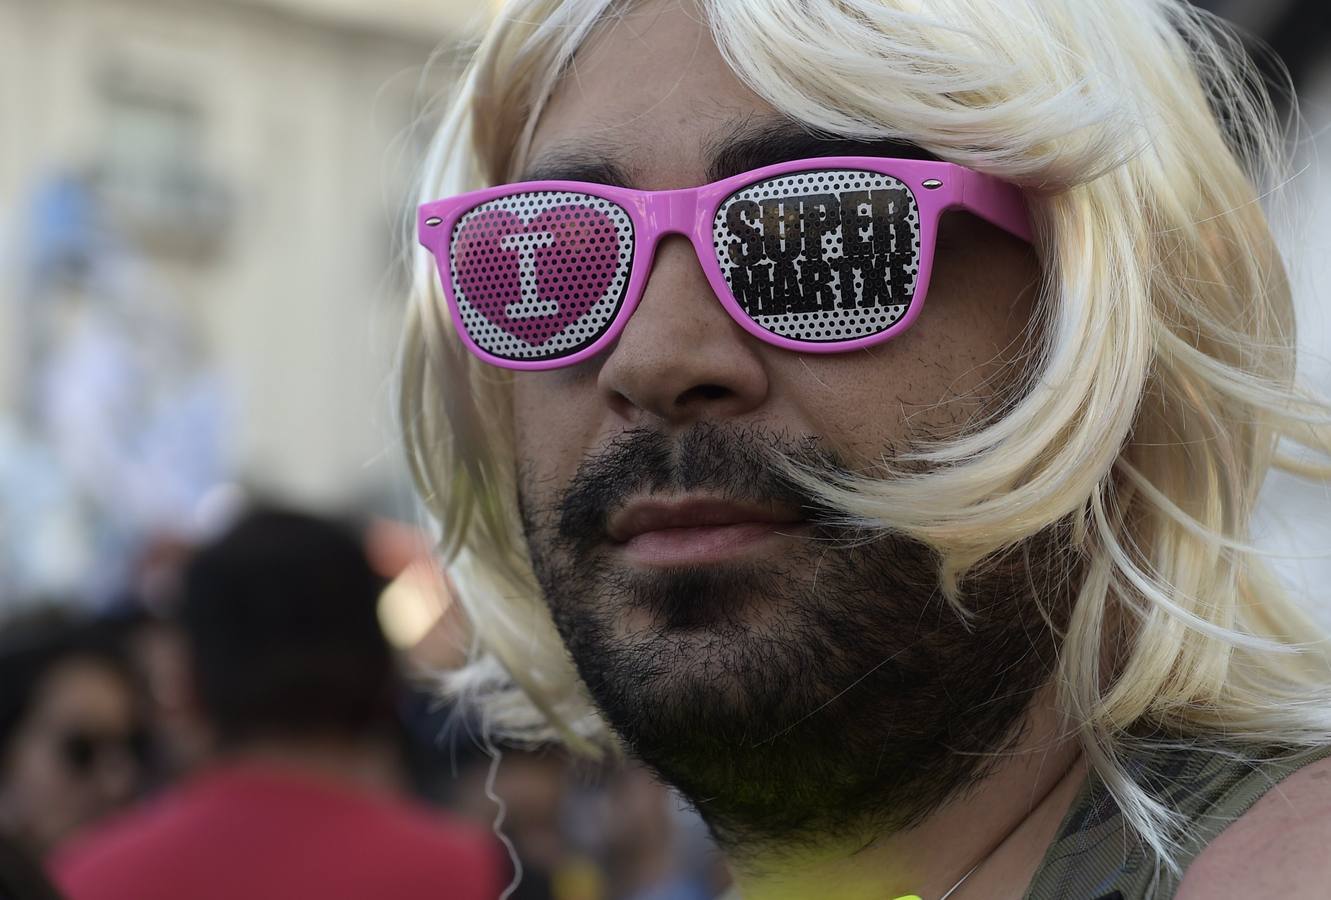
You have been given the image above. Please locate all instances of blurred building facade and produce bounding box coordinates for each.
[0,0,492,602]
[0,0,485,513]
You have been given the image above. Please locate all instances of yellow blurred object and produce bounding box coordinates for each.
[377,564,447,650]
[551,856,606,900]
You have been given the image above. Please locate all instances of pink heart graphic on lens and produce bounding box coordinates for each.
[454,204,623,347]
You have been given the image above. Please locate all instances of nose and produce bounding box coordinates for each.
[597,233,769,426]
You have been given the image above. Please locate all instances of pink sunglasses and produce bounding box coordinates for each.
[417,156,1031,370]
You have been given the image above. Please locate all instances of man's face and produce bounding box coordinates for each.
[511,0,1058,847]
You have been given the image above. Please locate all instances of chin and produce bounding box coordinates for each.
[605,560,806,633]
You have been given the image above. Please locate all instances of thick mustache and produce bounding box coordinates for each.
[553,424,843,551]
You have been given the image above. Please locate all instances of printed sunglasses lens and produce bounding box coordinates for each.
[448,191,635,363]
[712,170,921,343]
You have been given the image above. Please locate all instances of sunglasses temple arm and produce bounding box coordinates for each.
[960,171,1034,244]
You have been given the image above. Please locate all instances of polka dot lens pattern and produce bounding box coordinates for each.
[712,170,921,342]
[448,191,634,362]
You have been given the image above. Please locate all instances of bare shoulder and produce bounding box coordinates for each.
[1176,754,1331,899]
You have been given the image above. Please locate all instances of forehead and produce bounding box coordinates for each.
[31,658,133,726]
[527,0,775,190]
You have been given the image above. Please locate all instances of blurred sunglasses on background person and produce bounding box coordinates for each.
[50,729,151,781]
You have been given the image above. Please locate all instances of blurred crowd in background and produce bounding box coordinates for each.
[1,0,1330,898]
[0,504,728,899]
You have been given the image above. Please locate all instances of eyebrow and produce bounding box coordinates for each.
[519,143,637,188]
[517,118,939,188]
[702,119,939,184]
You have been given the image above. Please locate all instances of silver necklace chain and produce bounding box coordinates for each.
[935,860,983,900]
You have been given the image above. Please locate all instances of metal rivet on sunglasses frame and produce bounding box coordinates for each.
[922,179,944,190]
[425,216,443,227]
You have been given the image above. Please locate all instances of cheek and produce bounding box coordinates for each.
[779,229,1039,465]
[8,737,70,806]
[773,349,945,467]
[511,373,601,501]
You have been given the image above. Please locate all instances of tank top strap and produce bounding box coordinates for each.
[1023,742,1331,900]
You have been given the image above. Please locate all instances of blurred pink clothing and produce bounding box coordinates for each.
[51,761,502,900]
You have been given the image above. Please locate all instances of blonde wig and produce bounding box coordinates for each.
[399,0,1331,872]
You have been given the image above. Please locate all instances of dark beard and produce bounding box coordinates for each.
[518,423,1074,852]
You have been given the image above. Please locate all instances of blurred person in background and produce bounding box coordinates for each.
[1,172,232,610]
[0,612,147,860]
[447,743,716,900]
[102,606,211,791]
[51,508,502,900]
[602,768,714,900]
[452,745,564,900]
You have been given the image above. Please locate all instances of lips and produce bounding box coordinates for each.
[607,497,807,543]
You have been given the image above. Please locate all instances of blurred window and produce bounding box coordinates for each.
[92,74,230,258]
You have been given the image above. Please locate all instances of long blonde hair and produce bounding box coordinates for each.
[399,0,1331,871]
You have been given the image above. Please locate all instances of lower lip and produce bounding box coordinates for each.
[619,522,805,566]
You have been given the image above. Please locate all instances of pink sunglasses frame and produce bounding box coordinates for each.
[417,156,1032,371]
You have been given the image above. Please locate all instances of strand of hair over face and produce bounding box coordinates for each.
[398,0,1331,875]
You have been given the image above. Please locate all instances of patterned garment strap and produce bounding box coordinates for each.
[1023,742,1331,900]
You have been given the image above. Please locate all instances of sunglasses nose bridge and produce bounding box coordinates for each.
[641,187,699,238]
